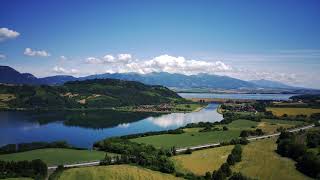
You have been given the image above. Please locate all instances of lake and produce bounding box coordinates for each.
[0,93,295,148]
[0,103,222,148]
[179,93,297,100]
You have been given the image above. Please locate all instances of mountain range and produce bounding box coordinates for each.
[0,65,313,92]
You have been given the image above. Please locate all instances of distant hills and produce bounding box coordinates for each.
[81,72,257,89]
[0,65,317,93]
[249,79,295,89]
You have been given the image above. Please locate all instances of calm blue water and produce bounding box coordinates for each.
[179,93,297,100]
[0,104,222,148]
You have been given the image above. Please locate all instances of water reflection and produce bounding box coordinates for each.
[0,104,222,148]
[147,104,222,128]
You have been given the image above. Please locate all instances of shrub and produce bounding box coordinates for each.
[185,148,193,154]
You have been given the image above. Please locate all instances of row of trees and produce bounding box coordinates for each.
[0,141,73,154]
[94,138,175,173]
[119,128,184,139]
[174,143,252,180]
[276,131,320,178]
[239,129,264,138]
[208,145,253,180]
[0,159,47,180]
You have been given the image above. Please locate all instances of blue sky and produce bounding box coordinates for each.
[0,0,320,88]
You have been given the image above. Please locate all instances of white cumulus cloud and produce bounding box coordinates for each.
[85,54,232,75]
[117,53,132,62]
[53,66,79,74]
[0,27,20,42]
[115,54,232,75]
[85,57,103,64]
[85,53,133,64]
[24,48,50,57]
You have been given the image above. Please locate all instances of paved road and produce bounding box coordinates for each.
[48,161,101,170]
[176,124,315,153]
[47,124,315,170]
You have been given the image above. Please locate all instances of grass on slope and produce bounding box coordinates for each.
[58,165,182,180]
[267,107,320,117]
[172,145,234,175]
[0,148,107,166]
[233,138,311,180]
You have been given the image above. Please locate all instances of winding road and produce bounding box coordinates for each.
[47,124,315,170]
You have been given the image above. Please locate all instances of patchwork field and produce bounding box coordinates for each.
[58,165,182,180]
[131,119,299,149]
[267,107,320,116]
[258,119,305,134]
[0,148,107,166]
[233,138,311,180]
[172,145,234,175]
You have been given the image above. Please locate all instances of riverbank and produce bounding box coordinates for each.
[216,104,223,114]
[0,103,206,113]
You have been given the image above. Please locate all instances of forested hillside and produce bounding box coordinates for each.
[0,79,183,109]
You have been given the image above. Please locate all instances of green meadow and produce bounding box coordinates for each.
[0,148,107,166]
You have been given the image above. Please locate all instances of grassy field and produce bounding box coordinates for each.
[131,117,309,149]
[58,165,182,180]
[172,145,234,175]
[0,148,107,166]
[0,94,15,101]
[173,103,205,112]
[258,119,305,134]
[0,93,15,108]
[223,119,258,129]
[233,138,311,180]
[267,107,320,116]
[131,129,241,149]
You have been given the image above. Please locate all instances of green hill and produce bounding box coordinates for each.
[0,79,183,109]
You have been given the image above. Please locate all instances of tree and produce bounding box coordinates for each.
[212,170,226,180]
[185,148,192,154]
[229,172,252,180]
[104,153,113,164]
[171,146,177,155]
[204,171,212,180]
[227,154,235,165]
[240,130,249,138]
[220,163,232,177]
[296,152,320,178]
[306,131,320,148]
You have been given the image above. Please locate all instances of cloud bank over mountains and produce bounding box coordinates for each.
[84,54,232,75]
